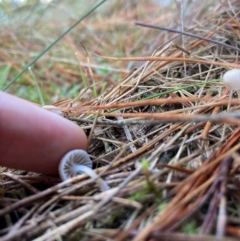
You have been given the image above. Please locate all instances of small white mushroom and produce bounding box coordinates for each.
[223,69,240,98]
[42,105,63,116]
[59,149,110,191]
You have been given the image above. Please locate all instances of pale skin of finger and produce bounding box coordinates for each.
[0,92,88,175]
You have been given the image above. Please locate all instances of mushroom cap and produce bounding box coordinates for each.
[59,149,92,181]
[223,69,240,91]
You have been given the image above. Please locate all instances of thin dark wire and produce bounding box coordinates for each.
[135,22,240,53]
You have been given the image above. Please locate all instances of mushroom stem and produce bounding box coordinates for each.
[73,164,110,192]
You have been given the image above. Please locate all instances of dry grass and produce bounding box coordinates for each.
[1,1,240,241]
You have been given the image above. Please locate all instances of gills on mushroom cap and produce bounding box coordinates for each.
[58,149,92,180]
[58,149,110,192]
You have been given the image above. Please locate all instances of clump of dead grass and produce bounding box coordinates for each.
[1,1,240,241]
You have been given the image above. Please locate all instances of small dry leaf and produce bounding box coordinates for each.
[42,105,63,116]
[94,126,105,136]
[71,88,94,107]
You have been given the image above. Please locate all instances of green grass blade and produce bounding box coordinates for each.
[2,0,108,91]
[28,67,45,105]
[0,64,11,89]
